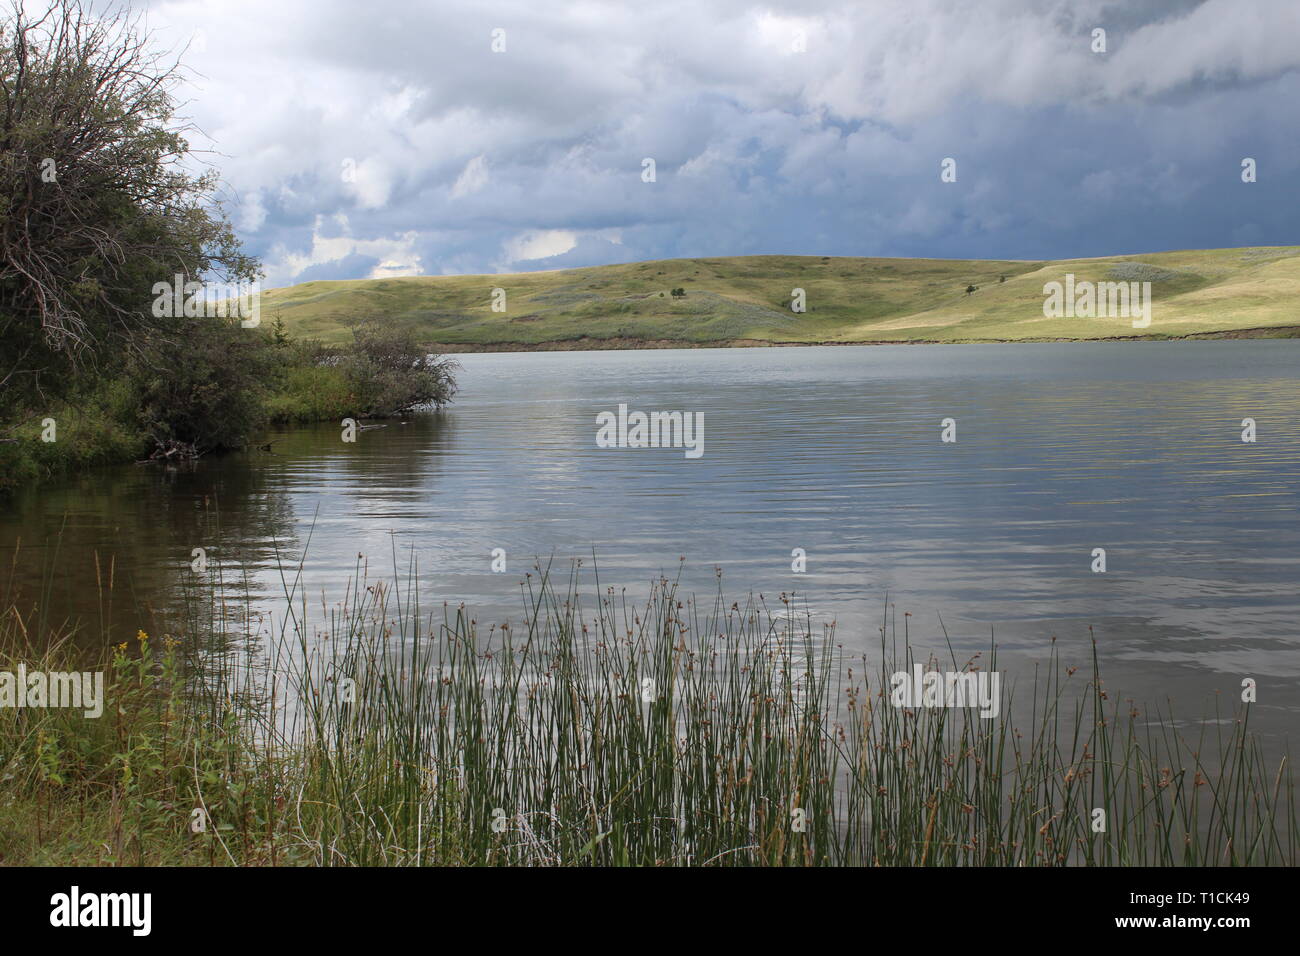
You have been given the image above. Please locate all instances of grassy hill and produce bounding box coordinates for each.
[264,246,1300,350]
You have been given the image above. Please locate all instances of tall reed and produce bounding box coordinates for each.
[249,557,1295,866]
[1,547,1293,866]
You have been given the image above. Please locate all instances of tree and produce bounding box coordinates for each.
[0,0,257,413]
[965,284,977,295]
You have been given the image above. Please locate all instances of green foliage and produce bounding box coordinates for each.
[0,0,275,487]
[0,2,258,414]
[337,321,459,418]
[133,317,277,455]
[262,361,355,424]
[0,319,462,494]
[0,375,148,490]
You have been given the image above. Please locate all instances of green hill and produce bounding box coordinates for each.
[264,246,1300,350]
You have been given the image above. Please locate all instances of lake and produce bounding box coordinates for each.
[3,341,1298,747]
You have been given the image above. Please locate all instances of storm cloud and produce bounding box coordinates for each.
[141,0,1300,286]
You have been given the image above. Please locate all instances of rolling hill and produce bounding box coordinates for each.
[263,246,1300,350]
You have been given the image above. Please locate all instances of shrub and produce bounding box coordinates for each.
[1106,262,1185,283]
[263,363,355,424]
[134,317,277,454]
[338,323,459,418]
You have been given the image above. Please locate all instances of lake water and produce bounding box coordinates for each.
[3,341,1298,746]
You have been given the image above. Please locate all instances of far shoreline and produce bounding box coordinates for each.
[425,325,1300,353]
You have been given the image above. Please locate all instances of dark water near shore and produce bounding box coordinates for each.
[3,341,1298,745]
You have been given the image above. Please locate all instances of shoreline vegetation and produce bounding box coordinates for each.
[420,323,1300,353]
[0,320,459,496]
[0,556,1292,866]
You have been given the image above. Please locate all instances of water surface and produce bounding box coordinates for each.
[3,341,1297,742]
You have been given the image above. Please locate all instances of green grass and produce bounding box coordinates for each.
[0,377,148,492]
[265,246,1300,349]
[261,363,357,425]
[1,549,1293,866]
[1,352,366,496]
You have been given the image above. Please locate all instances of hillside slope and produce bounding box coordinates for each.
[264,247,1300,349]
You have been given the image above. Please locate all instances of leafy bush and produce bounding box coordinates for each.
[0,317,461,495]
[338,323,458,417]
[134,317,277,454]
[263,362,355,424]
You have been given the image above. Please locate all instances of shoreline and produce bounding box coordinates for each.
[2,568,1290,866]
[425,325,1300,353]
[5,327,1296,497]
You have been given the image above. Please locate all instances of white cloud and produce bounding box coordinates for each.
[450,155,490,198]
[262,215,423,286]
[502,229,578,263]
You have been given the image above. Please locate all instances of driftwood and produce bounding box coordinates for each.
[132,437,284,463]
[146,439,200,462]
